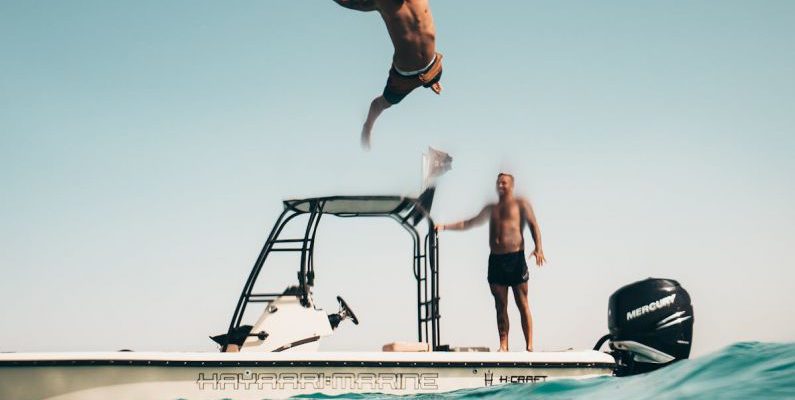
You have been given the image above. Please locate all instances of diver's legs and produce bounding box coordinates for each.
[361,95,392,150]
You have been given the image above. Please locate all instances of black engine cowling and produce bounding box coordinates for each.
[602,278,694,376]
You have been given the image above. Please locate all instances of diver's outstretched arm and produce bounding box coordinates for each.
[332,0,378,12]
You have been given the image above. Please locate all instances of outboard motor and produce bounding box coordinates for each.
[595,278,694,376]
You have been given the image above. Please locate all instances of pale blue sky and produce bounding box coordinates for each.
[1,1,793,356]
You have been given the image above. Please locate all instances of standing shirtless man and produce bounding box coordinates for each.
[436,173,546,351]
[331,0,443,149]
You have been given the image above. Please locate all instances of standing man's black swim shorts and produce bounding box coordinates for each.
[488,251,529,286]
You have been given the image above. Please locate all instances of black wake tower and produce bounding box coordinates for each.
[224,188,443,350]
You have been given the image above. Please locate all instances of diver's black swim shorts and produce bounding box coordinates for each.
[487,251,529,286]
[382,53,443,105]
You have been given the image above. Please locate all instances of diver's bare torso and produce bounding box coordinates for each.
[487,198,527,255]
[375,0,437,70]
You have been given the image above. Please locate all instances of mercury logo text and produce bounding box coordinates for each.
[626,294,676,321]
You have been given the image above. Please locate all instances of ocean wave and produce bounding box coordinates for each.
[294,342,795,400]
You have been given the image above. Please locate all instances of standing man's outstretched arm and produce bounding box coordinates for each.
[520,198,545,266]
[332,0,378,12]
[436,206,491,232]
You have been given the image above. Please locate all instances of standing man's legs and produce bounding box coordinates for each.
[489,283,510,351]
[512,282,533,351]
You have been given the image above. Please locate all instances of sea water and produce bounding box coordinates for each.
[295,342,795,399]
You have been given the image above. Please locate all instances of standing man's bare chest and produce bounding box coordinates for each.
[491,201,523,229]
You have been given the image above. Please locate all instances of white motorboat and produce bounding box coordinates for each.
[0,190,694,399]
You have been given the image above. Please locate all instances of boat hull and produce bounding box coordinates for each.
[0,351,615,399]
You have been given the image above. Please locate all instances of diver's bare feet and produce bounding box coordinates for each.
[431,81,443,94]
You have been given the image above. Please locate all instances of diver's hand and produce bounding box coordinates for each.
[530,249,546,267]
[333,0,377,13]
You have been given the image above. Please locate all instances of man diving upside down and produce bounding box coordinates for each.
[436,173,546,351]
[332,0,443,149]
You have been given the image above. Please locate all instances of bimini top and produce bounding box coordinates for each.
[225,188,440,350]
[284,196,410,216]
[283,189,435,223]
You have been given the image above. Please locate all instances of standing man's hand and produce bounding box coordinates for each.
[530,249,546,267]
[434,224,445,232]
